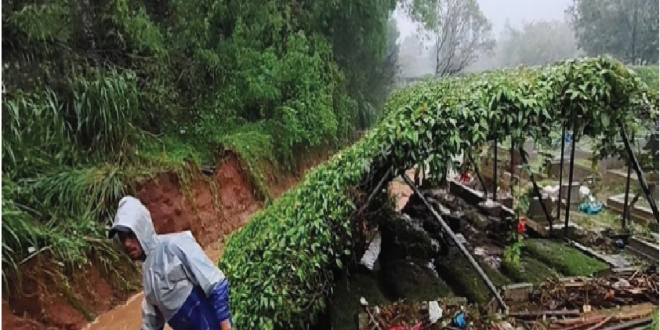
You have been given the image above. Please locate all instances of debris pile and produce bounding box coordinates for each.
[499,303,657,330]
[528,272,659,310]
[358,297,485,330]
[356,272,659,330]
[499,272,659,330]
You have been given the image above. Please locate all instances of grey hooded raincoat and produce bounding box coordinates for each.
[110,196,232,330]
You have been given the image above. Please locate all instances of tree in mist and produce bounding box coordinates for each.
[567,0,659,65]
[398,34,435,77]
[497,20,582,67]
[375,17,402,104]
[431,0,495,77]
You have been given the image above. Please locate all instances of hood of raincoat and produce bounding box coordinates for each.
[109,196,160,257]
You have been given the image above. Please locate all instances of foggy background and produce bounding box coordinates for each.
[396,0,573,37]
[392,0,658,81]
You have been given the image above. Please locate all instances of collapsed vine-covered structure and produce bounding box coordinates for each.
[218,57,658,329]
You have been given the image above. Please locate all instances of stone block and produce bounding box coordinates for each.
[626,236,659,263]
[560,182,581,205]
[479,200,502,217]
[549,161,591,182]
[498,196,513,209]
[527,197,555,223]
[606,194,655,225]
[502,283,533,302]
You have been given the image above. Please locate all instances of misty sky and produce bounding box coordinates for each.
[395,0,574,39]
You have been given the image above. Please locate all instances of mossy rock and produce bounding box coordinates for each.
[524,239,609,276]
[501,255,561,283]
[380,216,439,261]
[329,272,390,330]
[380,258,454,302]
[435,249,510,304]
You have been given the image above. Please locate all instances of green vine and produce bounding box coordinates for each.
[503,233,525,270]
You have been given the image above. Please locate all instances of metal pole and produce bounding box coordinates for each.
[622,132,634,229]
[520,148,554,229]
[563,113,577,240]
[556,110,567,220]
[618,121,659,223]
[468,152,488,199]
[401,173,508,311]
[355,169,392,217]
[493,138,498,200]
[509,140,515,186]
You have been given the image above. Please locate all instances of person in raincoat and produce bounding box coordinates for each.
[108,196,233,330]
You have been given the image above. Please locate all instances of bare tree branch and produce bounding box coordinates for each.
[431,0,494,77]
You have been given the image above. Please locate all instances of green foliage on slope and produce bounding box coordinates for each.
[1,0,401,279]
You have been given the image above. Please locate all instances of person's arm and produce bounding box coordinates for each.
[167,238,232,328]
[141,298,165,330]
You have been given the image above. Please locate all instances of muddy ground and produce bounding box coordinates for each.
[2,150,332,330]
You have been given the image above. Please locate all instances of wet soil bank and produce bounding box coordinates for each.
[2,150,331,330]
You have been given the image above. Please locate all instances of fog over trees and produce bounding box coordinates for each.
[394,0,659,81]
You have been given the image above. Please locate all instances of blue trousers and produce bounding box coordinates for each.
[167,280,234,330]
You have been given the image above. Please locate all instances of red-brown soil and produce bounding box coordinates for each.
[2,150,330,330]
[136,154,260,246]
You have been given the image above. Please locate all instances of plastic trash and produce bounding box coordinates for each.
[360,232,382,270]
[429,301,443,323]
[579,186,591,199]
[578,202,603,215]
[454,312,466,329]
[615,239,626,249]
[542,184,560,198]
[565,131,574,143]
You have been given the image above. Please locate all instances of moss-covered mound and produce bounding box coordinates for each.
[502,255,562,283]
[524,239,609,276]
[218,57,655,329]
[435,251,510,304]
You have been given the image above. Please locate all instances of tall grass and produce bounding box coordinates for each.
[1,69,143,281]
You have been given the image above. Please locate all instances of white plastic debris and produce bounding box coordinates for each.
[359,232,382,271]
[360,297,369,306]
[428,301,443,323]
[27,246,36,254]
[612,278,631,290]
[473,247,486,256]
[579,185,591,199]
[542,185,560,199]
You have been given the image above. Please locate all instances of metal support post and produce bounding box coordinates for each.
[493,139,498,199]
[563,113,577,239]
[509,140,515,185]
[618,122,659,223]
[520,148,554,228]
[622,132,634,229]
[556,110,567,219]
[401,174,508,311]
